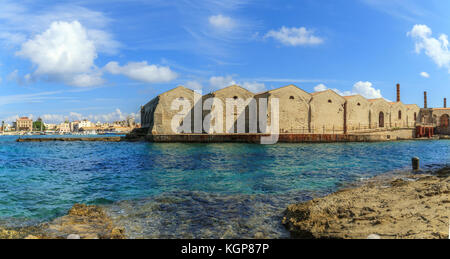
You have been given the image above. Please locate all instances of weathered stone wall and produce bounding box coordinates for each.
[345,95,370,132]
[204,85,255,134]
[141,86,198,135]
[310,90,346,134]
[390,101,408,128]
[406,104,420,127]
[417,108,450,134]
[255,85,311,133]
[432,108,450,134]
[140,85,424,138]
[145,133,396,143]
[369,98,392,129]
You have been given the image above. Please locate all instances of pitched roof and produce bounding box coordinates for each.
[160,85,194,96]
[256,84,311,97]
[310,89,346,100]
[212,85,254,95]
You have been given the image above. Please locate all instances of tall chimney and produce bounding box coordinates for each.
[396,84,400,102]
[424,91,428,108]
[445,98,447,108]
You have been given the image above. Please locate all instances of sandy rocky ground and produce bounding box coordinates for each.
[283,167,450,239]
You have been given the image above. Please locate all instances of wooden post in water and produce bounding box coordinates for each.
[412,157,420,171]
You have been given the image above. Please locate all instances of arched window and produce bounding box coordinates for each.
[414,112,417,121]
[233,96,238,100]
[328,99,332,103]
[289,96,295,100]
[357,103,361,106]
[398,110,402,120]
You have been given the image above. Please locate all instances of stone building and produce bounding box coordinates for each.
[344,95,370,132]
[139,83,429,137]
[420,108,450,134]
[368,98,391,129]
[203,85,254,134]
[310,90,346,134]
[389,101,407,128]
[255,85,311,133]
[15,117,33,132]
[405,104,420,127]
[416,93,450,134]
[141,86,201,135]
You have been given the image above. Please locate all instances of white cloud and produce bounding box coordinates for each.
[313,84,328,92]
[104,61,177,83]
[352,81,383,99]
[209,15,236,30]
[420,71,430,78]
[86,109,140,123]
[69,112,83,121]
[2,114,34,124]
[3,115,19,124]
[265,26,324,46]
[185,81,204,92]
[314,81,383,99]
[242,82,266,93]
[209,76,266,93]
[0,2,119,54]
[408,24,450,72]
[16,20,104,87]
[41,114,66,123]
[0,90,64,106]
[209,76,236,89]
[361,0,429,22]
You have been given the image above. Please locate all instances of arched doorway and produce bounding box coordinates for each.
[379,112,384,128]
[440,114,449,128]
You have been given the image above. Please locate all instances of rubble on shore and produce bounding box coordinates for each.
[283,167,450,239]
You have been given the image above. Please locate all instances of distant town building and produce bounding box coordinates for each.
[70,119,92,132]
[57,122,71,134]
[79,126,97,135]
[15,117,33,132]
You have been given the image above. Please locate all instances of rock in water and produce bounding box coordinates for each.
[44,204,126,239]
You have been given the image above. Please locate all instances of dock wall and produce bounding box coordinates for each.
[136,129,416,143]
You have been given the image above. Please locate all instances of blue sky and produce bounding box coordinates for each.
[1,0,450,123]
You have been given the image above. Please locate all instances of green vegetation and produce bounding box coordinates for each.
[33,121,46,131]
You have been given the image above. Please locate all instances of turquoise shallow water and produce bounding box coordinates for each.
[0,136,448,237]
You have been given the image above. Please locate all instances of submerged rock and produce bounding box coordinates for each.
[283,169,450,239]
[0,204,126,239]
[44,204,126,239]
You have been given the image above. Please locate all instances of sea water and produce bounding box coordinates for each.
[0,136,448,238]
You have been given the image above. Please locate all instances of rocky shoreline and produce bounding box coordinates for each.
[0,204,125,239]
[283,167,450,239]
[1,167,449,239]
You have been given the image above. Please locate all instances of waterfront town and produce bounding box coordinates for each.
[0,116,140,135]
